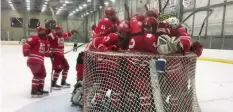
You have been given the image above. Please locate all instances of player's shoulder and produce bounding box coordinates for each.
[108,33,117,37]
[29,35,40,40]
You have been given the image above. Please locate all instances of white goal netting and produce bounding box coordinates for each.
[82,51,201,112]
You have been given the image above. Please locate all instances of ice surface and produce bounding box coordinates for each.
[0,45,233,112]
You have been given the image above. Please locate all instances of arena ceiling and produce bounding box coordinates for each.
[1,0,93,17]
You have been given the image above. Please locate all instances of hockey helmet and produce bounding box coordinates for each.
[145,9,159,18]
[167,17,180,28]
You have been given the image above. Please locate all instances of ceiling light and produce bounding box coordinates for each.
[27,8,30,10]
[8,1,12,3]
[27,3,30,5]
[45,0,49,1]
[86,12,89,15]
[27,6,30,8]
[58,9,61,10]
[79,6,83,9]
[45,2,48,4]
[43,5,46,7]
[63,4,66,6]
[26,0,30,3]
[99,6,103,9]
[9,4,13,7]
[90,11,93,13]
[104,2,109,5]
[83,4,87,7]
[76,9,79,11]
[111,0,115,3]
[65,1,69,3]
[60,6,63,8]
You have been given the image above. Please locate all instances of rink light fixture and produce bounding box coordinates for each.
[45,2,48,4]
[104,2,109,5]
[83,4,87,7]
[79,6,83,10]
[110,0,115,3]
[76,9,79,11]
[8,1,12,3]
[99,6,103,9]
[26,0,30,3]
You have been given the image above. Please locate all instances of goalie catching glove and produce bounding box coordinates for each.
[157,35,181,54]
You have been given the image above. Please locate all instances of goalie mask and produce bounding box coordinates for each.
[167,17,180,29]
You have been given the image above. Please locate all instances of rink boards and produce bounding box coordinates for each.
[1,41,233,64]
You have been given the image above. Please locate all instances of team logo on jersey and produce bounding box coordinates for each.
[27,38,32,41]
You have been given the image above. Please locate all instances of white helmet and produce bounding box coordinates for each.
[167,17,179,28]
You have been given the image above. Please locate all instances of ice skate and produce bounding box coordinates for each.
[31,88,43,98]
[38,88,49,96]
[52,80,62,90]
[61,79,71,88]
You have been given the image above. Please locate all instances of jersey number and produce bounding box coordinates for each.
[39,43,46,54]
[58,38,64,46]
[129,39,135,49]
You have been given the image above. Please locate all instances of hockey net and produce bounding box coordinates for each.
[82,51,201,112]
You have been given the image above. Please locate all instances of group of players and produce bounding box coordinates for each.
[72,7,204,109]
[22,25,78,97]
[22,7,203,100]
[76,7,203,85]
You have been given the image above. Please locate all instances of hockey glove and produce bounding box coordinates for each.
[157,35,181,54]
[190,41,203,57]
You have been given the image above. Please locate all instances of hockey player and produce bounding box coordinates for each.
[23,26,50,98]
[88,20,131,51]
[130,14,145,34]
[93,8,120,37]
[48,25,77,89]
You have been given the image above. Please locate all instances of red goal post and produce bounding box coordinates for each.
[82,51,201,112]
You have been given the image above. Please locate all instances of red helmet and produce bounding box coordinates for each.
[146,9,159,18]
[136,14,145,22]
[143,17,158,27]
[54,25,62,30]
[117,21,130,33]
[36,26,45,32]
[105,8,116,16]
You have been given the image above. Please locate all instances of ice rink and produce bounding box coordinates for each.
[1,45,233,112]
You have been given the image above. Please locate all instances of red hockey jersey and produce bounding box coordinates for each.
[128,33,158,53]
[48,32,72,56]
[93,17,120,37]
[98,33,121,51]
[23,35,50,64]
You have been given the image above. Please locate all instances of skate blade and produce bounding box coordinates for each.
[61,86,71,88]
[52,87,62,90]
[42,94,49,97]
[31,95,43,98]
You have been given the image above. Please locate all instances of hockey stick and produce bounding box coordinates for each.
[50,58,54,92]
[182,8,213,41]
[144,4,149,11]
